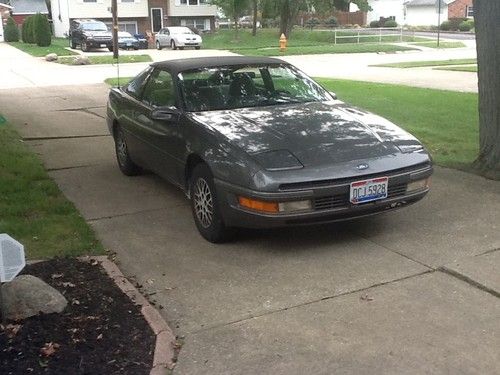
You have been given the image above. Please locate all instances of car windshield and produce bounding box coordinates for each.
[178,64,331,112]
[170,27,194,35]
[118,32,133,38]
[83,22,108,31]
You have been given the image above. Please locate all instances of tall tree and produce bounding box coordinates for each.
[473,0,500,177]
[252,0,258,36]
[210,0,250,38]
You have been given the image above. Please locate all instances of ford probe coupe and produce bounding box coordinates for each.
[107,56,433,242]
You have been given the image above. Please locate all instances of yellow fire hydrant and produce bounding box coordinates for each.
[279,33,287,52]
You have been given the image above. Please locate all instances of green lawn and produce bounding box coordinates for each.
[316,79,478,169]
[203,29,419,55]
[58,54,152,65]
[0,123,104,259]
[8,38,77,57]
[105,77,132,86]
[372,58,477,68]
[434,65,478,72]
[232,43,416,56]
[409,41,465,48]
[104,76,478,169]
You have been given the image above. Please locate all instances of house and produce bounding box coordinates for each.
[165,0,217,31]
[50,0,150,37]
[366,0,473,26]
[0,2,13,42]
[8,0,49,24]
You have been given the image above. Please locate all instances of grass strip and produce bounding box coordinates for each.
[0,123,104,259]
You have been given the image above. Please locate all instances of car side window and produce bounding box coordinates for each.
[141,70,176,108]
[125,68,152,99]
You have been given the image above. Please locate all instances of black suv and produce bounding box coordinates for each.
[69,19,113,52]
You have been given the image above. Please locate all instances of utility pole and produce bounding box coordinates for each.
[437,0,441,47]
[112,0,118,59]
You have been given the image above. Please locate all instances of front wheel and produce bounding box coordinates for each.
[195,46,201,50]
[171,40,177,50]
[114,126,141,176]
[156,40,162,50]
[81,40,89,52]
[190,164,232,243]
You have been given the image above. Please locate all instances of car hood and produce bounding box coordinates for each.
[189,101,424,169]
[84,30,111,37]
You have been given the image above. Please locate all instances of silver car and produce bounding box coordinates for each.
[155,26,202,50]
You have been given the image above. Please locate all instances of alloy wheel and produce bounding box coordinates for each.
[116,132,127,167]
[193,177,213,228]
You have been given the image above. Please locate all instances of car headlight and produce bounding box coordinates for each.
[397,144,424,153]
[252,150,303,171]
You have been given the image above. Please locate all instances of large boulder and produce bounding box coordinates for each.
[72,56,91,65]
[1,275,67,321]
[45,53,58,62]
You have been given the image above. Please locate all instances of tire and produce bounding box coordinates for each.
[190,163,232,243]
[71,39,77,49]
[114,126,141,176]
[171,40,177,50]
[81,40,89,52]
[156,40,162,50]
[195,46,201,50]
[108,46,114,52]
[179,46,185,50]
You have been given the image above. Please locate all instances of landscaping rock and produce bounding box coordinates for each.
[72,56,90,65]
[1,275,67,320]
[45,53,58,62]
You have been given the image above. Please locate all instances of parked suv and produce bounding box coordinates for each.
[70,19,113,52]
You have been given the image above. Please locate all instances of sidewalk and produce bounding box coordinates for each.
[0,41,477,92]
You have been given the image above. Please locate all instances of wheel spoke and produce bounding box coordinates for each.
[193,177,214,228]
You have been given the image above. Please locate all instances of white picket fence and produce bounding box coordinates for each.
[331,27,404,44]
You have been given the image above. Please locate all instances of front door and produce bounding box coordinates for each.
[135,69,184,185]
[151,8,163,33]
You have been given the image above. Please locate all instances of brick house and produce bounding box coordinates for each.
[165,0,217,31]
[447,0,474,19]
[7,0,49,25]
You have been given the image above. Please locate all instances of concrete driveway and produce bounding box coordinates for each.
[1,82,499,374]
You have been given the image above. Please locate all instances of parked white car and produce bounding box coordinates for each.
[155,27,202,50]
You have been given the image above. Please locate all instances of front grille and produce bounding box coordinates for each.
[279,162,429,191]
[312,182,408,211]
[93,36,111,41]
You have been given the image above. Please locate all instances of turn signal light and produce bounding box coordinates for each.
[407,177,431,192]
[238,197,279,213]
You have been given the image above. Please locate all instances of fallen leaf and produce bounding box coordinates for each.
[51,273,64,279]
[4,324,22,338]
[90,259,99,266]
[62,282,76,288]
[146,278,155,285]
[71,299,81,305]
[360,294,374,302]
[40,342,60,357]
[97,333,103,340]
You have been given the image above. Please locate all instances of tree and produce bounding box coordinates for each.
[473,0,500,177]
[210,0,250,38]
[4,17,20,42]
[22,16,35,44]
[251,0,258,36]
[33,13,52,47]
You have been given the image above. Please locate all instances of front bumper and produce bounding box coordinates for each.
[215,163,433,228]
[86,39,113,48]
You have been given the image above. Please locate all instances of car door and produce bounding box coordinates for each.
[164,28,172,47]
[134,68,185,186]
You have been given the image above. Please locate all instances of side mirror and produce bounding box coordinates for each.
[151,106,180,122]
[329,91,338,100]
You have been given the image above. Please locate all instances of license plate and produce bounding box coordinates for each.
[100,44,107,48]
[350,177,388,204]
[126,43,132,46]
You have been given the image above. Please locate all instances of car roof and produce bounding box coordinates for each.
[151,56,287,75]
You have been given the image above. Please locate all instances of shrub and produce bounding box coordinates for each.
[326,16,338,28]
[465,19,474,28]
[33,13,51,46]
[448,17,467,30]
[369,20,380,28]
[458,21,472,31]
[440,21,451,31]
[305,17,320,30]
[4,17,20,42]
[22,16,35,43]
[384,20,398,27]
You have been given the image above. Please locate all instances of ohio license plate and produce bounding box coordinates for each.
[350,177,388,204]
[100,44,107,48]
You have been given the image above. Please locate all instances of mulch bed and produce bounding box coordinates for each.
[0,258,155,374]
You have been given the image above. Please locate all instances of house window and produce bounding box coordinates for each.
[121,0,134,2]
[178,0,206,5]
[83,0,97,3]
[466,6,474,17]
[104,21,138,34]
[181,18,206,30]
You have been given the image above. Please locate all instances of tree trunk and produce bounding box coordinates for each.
[279,0,299,38]
[473,0,500,177]
[252,0,258,36]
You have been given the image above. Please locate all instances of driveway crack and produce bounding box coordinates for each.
[438,267,500,299]
[190,269,435,335]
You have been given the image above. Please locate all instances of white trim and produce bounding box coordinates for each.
[150,7,163,32]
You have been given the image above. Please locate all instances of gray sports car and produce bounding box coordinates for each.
[107,56,432,242]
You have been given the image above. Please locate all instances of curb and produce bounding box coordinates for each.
[84,256,177,374]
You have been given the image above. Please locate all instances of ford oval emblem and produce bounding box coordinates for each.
[357,163,369,170]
